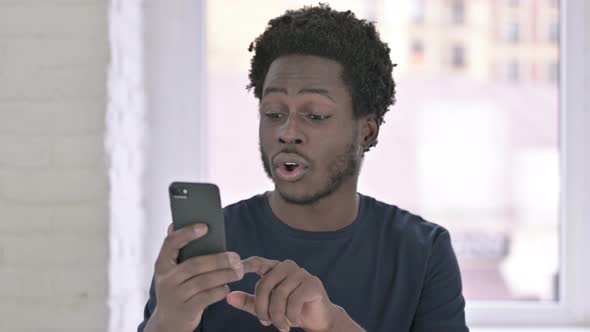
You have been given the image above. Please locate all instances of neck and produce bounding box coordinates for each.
[268,182,360,232]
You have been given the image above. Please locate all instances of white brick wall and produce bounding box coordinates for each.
[0,0,109,331]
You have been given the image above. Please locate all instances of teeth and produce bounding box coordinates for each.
[285,162,298,166]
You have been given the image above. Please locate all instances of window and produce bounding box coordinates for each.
[507,20,520,43]
[450,0,465,25]
[206,0,563,306]
[508,0,519,7]
[411,40,424,63]
[451,44,465,68]
[549,62,559,82]
[507,60,520,81]
[549,21,560,43]
[411,0,425,24]
[207,0,555,303]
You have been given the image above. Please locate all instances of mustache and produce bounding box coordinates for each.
[274,147,310,161]
[259,144,311,165]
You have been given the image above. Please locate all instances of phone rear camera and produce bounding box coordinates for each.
[170,186,189,199]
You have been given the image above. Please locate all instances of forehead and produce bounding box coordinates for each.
[263,55,346,91]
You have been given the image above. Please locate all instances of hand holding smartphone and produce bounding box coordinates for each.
[168,182,227,262]
[145,182,241,332]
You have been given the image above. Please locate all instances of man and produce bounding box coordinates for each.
[139,4,468,332]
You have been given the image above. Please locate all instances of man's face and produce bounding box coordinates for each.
[258,55,363,205]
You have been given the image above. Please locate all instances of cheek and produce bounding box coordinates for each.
[259,124,273,144]
[312,141,344,168]
[320,135,358,161]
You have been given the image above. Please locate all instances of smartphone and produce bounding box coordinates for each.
[169,182,227,263]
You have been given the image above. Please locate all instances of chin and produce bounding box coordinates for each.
[275,181,335,206]
[277,190,320,205]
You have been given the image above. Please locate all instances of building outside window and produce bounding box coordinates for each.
[549,21,560,43]
[451,44,465,68]
[507,20,520,43]
[411,39,424,63]
[450,0,465,25]
[507,60,520,81]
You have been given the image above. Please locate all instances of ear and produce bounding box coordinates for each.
[360,114,379,150]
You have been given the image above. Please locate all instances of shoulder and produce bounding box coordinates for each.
[360,193,450,251]
[222,192,267,225]
[223,192,265,211]
[361,194,463,294]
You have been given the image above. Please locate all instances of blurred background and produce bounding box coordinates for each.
[206,0,560,302]
[1,0,588,332]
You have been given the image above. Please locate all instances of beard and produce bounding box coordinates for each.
[259,141,361,206]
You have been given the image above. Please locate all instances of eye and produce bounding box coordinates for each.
[306,114,330,121]
[264,113,284,119]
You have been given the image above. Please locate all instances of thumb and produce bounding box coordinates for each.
[167,223,174,235]
[226,291,257,316]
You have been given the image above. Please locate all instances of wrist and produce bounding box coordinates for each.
[305,304,347,332]
[146,308,183,332]
[145,308,167,332]
[308,304,365,332]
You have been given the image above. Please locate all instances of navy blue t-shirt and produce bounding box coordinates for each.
[138,192,469,332]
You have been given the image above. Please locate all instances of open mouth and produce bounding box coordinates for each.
[283,162,298,172]
[276,162,308,182]
[273,153,310,182]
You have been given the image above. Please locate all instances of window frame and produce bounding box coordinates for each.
[466,0,590,326]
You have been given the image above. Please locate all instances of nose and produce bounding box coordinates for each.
[278,114,304,145]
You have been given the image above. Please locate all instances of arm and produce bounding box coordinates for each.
[410,230,469,332]
[138,277,204,332]
[307,304,366,332]
[138,224,243,332]
[137,276,158,332]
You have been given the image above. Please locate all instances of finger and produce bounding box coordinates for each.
[186,284,231,312]
[167,223,173,235]
[253,259,296,323]
[154,223,208,275]
[241,256,279,276]
[226,291,257,316]
[285,283,306,327]
[172,251,241,284]
[268,269,308,331]
[286,276,325,324]
[178,265,244,302]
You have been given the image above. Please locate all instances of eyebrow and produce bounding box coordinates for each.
[262,87,335,102]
